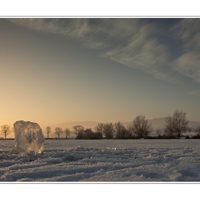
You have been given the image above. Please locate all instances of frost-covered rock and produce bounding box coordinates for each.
[13,120,45,154]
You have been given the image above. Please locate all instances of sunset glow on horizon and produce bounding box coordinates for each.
[1,18,200,128]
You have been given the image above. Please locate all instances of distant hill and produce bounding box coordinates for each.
[51,121,98,131]
[148,117,167,130]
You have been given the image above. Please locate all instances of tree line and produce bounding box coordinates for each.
[43,110,200,139]
[1,110,200,139]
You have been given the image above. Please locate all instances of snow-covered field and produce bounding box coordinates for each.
[1,139,200,182]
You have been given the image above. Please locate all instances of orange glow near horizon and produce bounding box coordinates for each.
[1,18,200,132]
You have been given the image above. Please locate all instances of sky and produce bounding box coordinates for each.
[1,18,200,128]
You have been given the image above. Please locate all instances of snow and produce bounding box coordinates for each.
[13,120,45,154]
[0,139,200,182]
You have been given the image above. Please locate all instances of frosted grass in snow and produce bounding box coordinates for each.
[0,139,200,181]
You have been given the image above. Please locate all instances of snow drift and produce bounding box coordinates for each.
[1,139,200,181]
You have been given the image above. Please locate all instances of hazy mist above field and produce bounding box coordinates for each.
[1,18,200,127]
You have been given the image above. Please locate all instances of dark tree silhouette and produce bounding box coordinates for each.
[95,123,104,135]
[73,125,84,134]
[114,122,129,139]
[1,124,11,139]
[45,126,51,138]
[129,115,151,138]
[165,110,188,138]
[54,127,63,138]
[103,123,114,139]
[74,127,103,139]
[73,125,84,139]
[64,128,70,139]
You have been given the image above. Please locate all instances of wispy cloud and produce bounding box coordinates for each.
[8,18,200,85]
[9,18,90,39]
[104,23,180,84]
[172,19,200,83]
[173,52,200,82]
[172,18,200,50]
[188,90,200,96]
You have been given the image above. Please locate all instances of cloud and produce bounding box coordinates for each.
[189,90,200,96]
[172,18,200,50]
[8,18,200,85]
[104,21,180,84]
[9,18,90,38]
[171,19,200,83]
[173,52,200,82]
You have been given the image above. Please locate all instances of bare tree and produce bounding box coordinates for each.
[95,123,104,135]
[129,115,151,138]
[165,110,188,138]
[164,116,174,137]
[73,125,84,139]
[95,123,114,139]
[103,123,114,139]
[45,126,51,139]
[64,128,70,139]
[84,128,94,139]
[114,122,129,139]
[73,125,84,134]
[1,124,11,139]
[54,127,63,138]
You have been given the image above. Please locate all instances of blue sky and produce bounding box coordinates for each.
[0,18,200,127]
